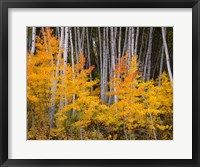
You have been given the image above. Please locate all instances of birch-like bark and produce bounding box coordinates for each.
[114,27,118,60]
[122,27,128,56]
[131,27,135,56]
[142,28,157,140]
[49,27,64,128]
[69,28,75,74]
[127,27,131,66]
[106,27,113,105]
[142,29,149,76]
[98,28,104,102]
[74,27,79,64]
[69,27,76,115]
[143,28,153,81]
[41,27,48,52]
[139,28,145,64]
[118,27,122,70]
[63,27,69,73]
[135,27,139,55]
[102,28,106,103]
[158,45,164,86]
[77,27,81,53]
[110,27,117,103]
[31,27,36,54]
[147,27,153,81]
[161,27,173,84]
[59,27,69,110]
[81,27,85,52]
[86,28,93,92]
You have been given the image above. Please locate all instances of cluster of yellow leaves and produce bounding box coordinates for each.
[27,30,59,140]
[27,29,173,140]
[106,55,173,139]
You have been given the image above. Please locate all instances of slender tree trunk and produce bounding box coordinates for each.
[106,28,112,105]
[104,27,108,103]
[31,27,36,54]
[127,27,131,67]
[69,27,76,115]
[141,28,149,76]
[104,27,107,100]
[110,27,117,103]
[81,27,85,52]
[143,28,153,81]
[158,45,165,86]
[41,27,48,52]
[59,27,69,110]
[149,113,157,140]
[49,27,64,128]
[74,27,79,64]
[147,27,153,81]
[86,28,93,92]
[139,28,145,64]
[142,27,157,140]
[135,27,139,55]
[118,27,122,76]
[98,28,104,102]
[122,27,128,56]
[27,28,31,52]
[161,27,173,84]
[114,27,118,61]
[56,27,60,38]
[102,28,106,103]
[131,27,135,56]
[77,27,81,54]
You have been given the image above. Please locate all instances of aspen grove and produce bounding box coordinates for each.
[27,27,173,140]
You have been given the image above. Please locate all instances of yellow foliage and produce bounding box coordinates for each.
[27,28,173,140]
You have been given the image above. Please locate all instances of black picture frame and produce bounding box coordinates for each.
[0,0,199,166]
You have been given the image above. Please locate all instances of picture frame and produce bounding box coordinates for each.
[0,0,199,166]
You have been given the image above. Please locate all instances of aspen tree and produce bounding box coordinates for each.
[49,27,64,128]
[31,27,36,54]
[161,27,173,84]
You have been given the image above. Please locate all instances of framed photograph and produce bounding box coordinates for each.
[0,0,199,166]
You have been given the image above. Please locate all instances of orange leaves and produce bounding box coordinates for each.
[105,54,173,139]
[27,28,173,140]
[114,55,128,77]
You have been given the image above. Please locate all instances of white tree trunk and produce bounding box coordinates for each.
[77,27,81,54]
[69,27,76,115]
[122,27,128,56]
[110,27,117,103]
[59,27,69,110]
[118,27,122,76]
[98,28,104,102]
[139,28,145,63]
[74,27,79,64]
[135,27,139,55]
[158,45,164,86]
[31,27,36,54]
[81,27,85,52]
[106,27,111,105]
[143,28,153,81]
[127,27,132,67]
[161,27,173,84]
[147,27,153,81]
[86,28,92,92]
[102,28,106,103]
[142,28,157,140]
[131,27,135,56]
[49,27,64,128]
